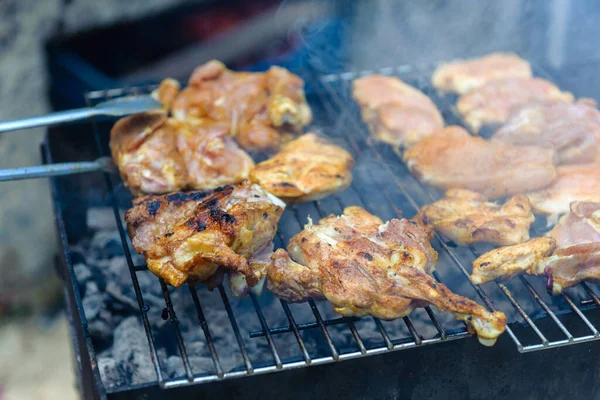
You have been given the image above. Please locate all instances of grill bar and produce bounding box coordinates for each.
[308,299,340,361]
[279,300,312,364]
[217,285,254,374]
[250,294,283,369]
[188,285,225,378]
[159,280,195,382]
[249,316,361,337]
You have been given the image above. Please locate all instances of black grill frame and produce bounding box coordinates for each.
[41,61,600,398]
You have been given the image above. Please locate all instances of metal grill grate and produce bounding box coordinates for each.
[319,62,600,353]
[35,61,600,394]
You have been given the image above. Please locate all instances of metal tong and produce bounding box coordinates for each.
[0,95,163,181]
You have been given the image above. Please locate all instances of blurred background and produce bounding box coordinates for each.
[1,0,600,398]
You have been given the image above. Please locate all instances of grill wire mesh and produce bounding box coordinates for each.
[74,62,600,391]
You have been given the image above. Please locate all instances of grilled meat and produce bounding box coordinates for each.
[352,75,444,147]
[417,189,534,246]
[250,133,354,203]
[492,99,600,165]
[456,78,574,133]
[537,243,600,295]
[471,202,600,291]
[470,237,556,285]
[171,60,311,150]
[527,163,600,217]
[110,112,254,195]
[432,52,532,95]
[152,78,181,109]
[548,201,600,246]
[268,206,507,346]
[538,202,600,294]
[125,181,285,296]
[403,126,557,198]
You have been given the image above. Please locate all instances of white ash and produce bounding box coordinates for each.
[72,207,464,391]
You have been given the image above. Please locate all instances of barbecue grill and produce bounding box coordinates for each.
[10,60,600,399]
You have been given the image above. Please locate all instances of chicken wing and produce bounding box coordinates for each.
[110,112,254,195]
[250,133,354,202]
[492,99,600,165]
[432,53,532,95]
[470,237,556,285]
[471,202,600,291]
[267,206,507,346]
[526,163,600,217]
[403,126,557,198]
[171,60,311,150]
[125,181,285,296]
[352,75,444,147]
[417,189,534,246]
[457,78,574,133]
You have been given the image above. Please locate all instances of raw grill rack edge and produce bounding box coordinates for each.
[34,62,600,398]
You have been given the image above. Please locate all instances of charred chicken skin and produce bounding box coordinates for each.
[171,60,312,150]
[250,133,354,203]
[267,206,507,346]
[352,75,444,148]
[432,53,532,95]
[456,78,574,133]
[417,189,535,246]
[471,202,600,293]
[492,99,600,165]
[125,181,285,297]
[403,126,557,198]
[110,111,254,195]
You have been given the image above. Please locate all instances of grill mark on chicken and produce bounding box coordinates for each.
[126,181,284,296]
[145,200,162,217]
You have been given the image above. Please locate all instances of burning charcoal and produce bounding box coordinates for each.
[88,309,118,342]
[165,355,217,378]
[113,317,158,385]
[73,262,92,283]
[87,207,121,231]
[90,230,125,259]
[97,356,126,389]
[82,291,103,320]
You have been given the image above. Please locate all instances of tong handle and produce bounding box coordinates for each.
[0,158,114,181]
[0,108,97,133]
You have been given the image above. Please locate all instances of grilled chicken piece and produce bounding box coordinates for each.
[471,202,600,291]
[171,60,311,150]
[457,78,574,133]
[417,189,534,246]
[526,163,600,218]
[125,182,285,296]
[538,202,600,294]
[471,237,556,285]
[151,78,181,109]
[110,112,254,195]
[548,202,600,246]
[403,126,557,198]
[250,133,354,203]
[352,75,444,147]
[492,99,600,165]
[432,53,532,95]
[268,206,507,346]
